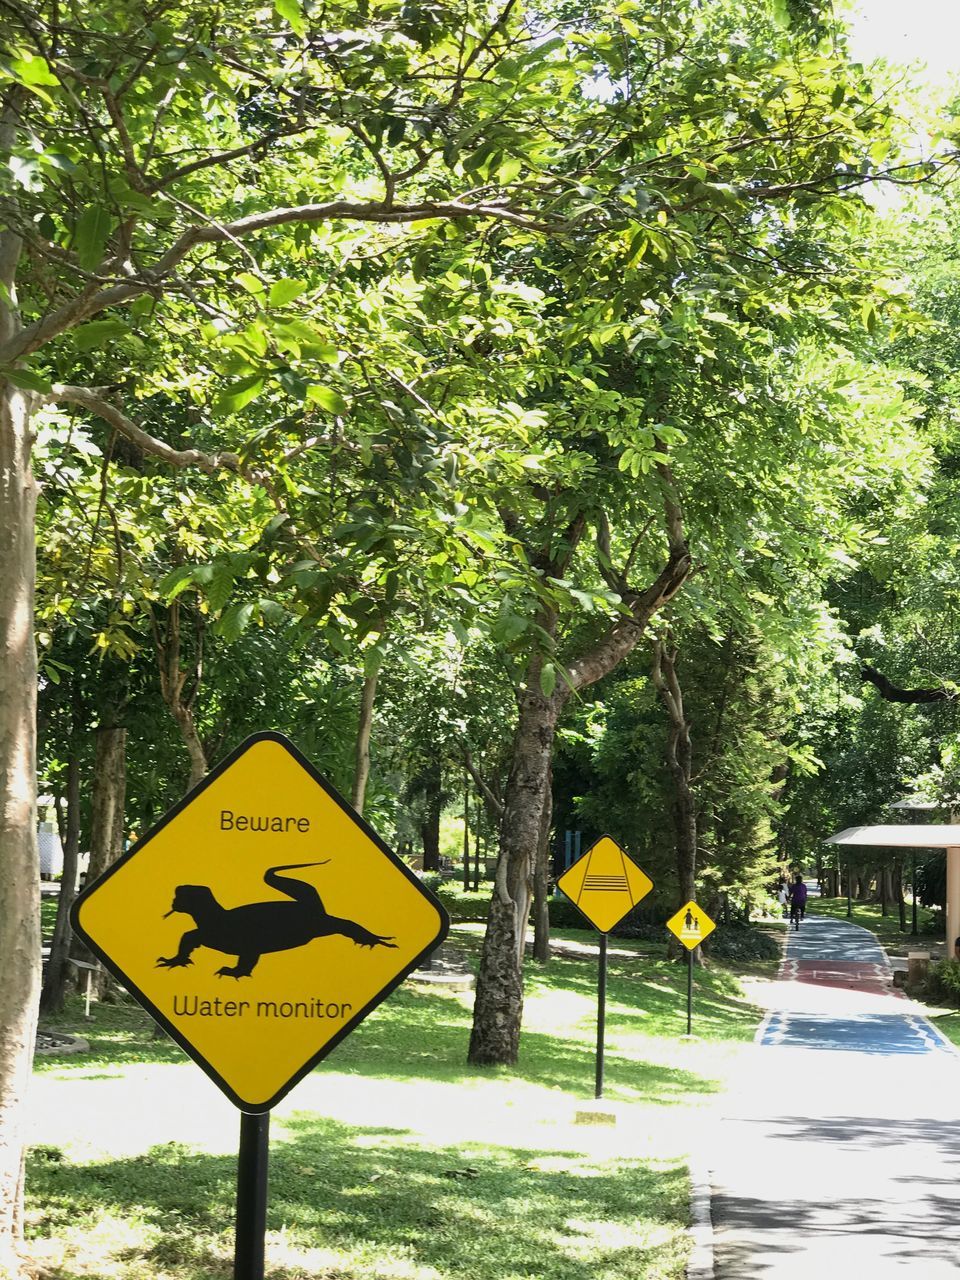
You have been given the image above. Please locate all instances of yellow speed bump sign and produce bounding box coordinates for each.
[666,901,716,950]
[71,732,448,1113]
[556,835,653,934]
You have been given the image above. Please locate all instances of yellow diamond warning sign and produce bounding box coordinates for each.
[666,901,716,951]
[556,835,653,934]
[71,732,448,1113]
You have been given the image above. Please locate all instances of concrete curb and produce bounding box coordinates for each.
[687,1157,715,1280]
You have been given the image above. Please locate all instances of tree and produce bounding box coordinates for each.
[0,0,951,1262]
[0,0,714,1248]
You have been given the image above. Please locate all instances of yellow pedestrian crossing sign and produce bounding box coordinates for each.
[70,732,448,1113]
[556,835,653,934]
[666,901,716,950]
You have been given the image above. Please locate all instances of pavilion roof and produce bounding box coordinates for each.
[826,824,960,849]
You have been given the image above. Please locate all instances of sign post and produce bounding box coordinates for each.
[556,836,653,1099]
[595,934,607,1099]
[235,1112,270,1280]
[71,731,449,1280]
[666,901,716,1035]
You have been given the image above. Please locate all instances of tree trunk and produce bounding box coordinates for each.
[469,677,559,1064]
[87,726,127,999]
[462,773,471,893]
[351,668,379,815]
[880,864,890,916]
[532,763,553,963]
[40,751,81,1014]
[171,699,206,792]
[467,481,690,1065]
[420,752,442,873]
[0,377,40,1276]
[473,796,482,892]
[652,639,698,917]
[86,726,127,885]
[154,600,207,791]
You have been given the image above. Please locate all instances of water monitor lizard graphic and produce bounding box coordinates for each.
[156,861,398,979]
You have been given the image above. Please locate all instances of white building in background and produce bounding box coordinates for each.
[37,795,63,878]
[38,824,63,878]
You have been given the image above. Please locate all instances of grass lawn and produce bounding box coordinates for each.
[805,892,941,953]
[27,924,764,1280]
[41,893,60,937]
[925,1006,960,1049]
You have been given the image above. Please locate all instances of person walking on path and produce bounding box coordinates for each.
[777,881,789,919]
[788,874,807,930]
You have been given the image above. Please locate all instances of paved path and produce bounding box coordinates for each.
[711,913,960,1277]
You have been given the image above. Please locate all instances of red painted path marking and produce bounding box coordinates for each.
[782,958,901,998]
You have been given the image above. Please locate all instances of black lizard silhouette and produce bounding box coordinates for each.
[156,861,397,979]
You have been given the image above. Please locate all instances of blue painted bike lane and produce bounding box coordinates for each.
[761,916,950,1058]
[711,912,960,1278]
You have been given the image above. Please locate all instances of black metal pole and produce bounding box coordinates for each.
[912,852,918,936]
[687,948,693,1036]
[235,1111,270,1280]
[595,933,607,1100]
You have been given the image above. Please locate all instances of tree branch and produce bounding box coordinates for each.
[564,456,691,694]
[861,664,956,704]
[464,748,505,824]
[0,196,570,365]
[41,385,242,474]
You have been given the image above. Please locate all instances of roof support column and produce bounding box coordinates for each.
[947,847,960,960]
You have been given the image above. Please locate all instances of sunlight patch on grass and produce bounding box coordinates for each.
[27,927,768,1280]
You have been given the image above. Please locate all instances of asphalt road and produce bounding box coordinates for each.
[711,911,960,1277]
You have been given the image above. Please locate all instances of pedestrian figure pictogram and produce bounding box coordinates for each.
[667,900,716,950]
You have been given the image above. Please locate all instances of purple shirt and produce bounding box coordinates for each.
[790,882,808,906]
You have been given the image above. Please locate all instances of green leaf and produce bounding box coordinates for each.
[214,373,265,415]
[497,154,524,183]
[306,384,348,414]
[73,319,129,351]
[539,662,557,698]
[268,279,307,307]
[74,205,112,271]
[274,0,305,34]
[236,272,265,295]
[272,320,338,362]
[158,565,196,600]
[206,563,236,613]
[218,601,257,642]
[9,53,59,87]
[3,366,52,393]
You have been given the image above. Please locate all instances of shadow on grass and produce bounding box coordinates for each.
[26,1116,689,1280]
[37,948,757,1106]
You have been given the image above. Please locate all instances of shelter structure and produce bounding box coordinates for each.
[825,824,960,951]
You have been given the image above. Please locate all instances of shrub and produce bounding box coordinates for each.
[435,886,489,922]
[547,894,669,938]
[707,921,781,963]
[548,894,589,929]
[926,957,960,1005]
